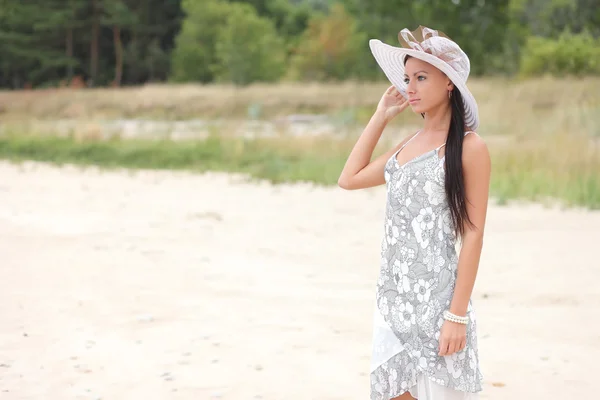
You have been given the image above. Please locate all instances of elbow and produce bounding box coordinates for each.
[463,230,484,247]
[337,179,350,190]
[337,176,354,190]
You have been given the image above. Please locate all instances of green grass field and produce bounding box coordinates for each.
[0,130,598,209]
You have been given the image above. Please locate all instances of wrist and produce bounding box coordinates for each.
[449,304,467,317]
[443,310,469,325]
[373,108,390,125]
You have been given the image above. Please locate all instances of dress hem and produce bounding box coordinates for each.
[370,370,483,400]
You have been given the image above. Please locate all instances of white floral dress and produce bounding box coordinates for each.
[370,130,483,400]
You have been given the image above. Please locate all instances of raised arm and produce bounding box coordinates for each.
[338,85,410,190]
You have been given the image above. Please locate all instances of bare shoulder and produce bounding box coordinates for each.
[385,130,420,157]
[462,131,491,170]
[395,130,420,149]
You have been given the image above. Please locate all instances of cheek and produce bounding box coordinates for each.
[412,84,446,111]
[422,83,446,104]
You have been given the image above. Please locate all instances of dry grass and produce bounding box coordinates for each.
[0,77,598,135]
[0,78,599,208]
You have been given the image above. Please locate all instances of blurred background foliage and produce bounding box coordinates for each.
[0,0,599,89]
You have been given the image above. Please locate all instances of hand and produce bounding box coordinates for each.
[438,319,467,356]
[376,85,410,123]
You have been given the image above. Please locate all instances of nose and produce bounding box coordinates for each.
[406,79,416,95]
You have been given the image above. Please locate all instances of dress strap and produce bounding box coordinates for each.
[399,129,422,151]
[435,130,474,151]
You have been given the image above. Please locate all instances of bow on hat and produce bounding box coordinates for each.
[397,25,465,76]
[398,25,451,52]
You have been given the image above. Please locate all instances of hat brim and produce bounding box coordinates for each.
[369,39,479,131]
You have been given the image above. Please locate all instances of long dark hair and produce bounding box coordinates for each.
[405,55,474,240]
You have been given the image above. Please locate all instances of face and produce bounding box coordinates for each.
[403,56,454,114]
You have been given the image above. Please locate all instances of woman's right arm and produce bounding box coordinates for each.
[338,85,410,190]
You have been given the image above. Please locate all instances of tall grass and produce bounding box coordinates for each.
[490,133,600,208]
[1,78,599,131]
[0,78,599,209]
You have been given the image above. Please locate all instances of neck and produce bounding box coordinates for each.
[422,102,452,135]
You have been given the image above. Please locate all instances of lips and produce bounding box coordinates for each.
[409,99,420,104]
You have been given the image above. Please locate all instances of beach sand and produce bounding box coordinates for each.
[0,160,598,399]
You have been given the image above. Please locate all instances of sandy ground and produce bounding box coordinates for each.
[0,160,598,400]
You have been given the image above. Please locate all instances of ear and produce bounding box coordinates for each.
[447,80,455,91]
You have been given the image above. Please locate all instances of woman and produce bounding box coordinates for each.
[338,26,491,400]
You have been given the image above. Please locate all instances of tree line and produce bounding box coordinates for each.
[0,0,598,89]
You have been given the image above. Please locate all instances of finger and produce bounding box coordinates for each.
[447,340,457,356]
[438,338,448,356]
[453,339,461,354]
[459,338,467,352]
[386,85,396,95]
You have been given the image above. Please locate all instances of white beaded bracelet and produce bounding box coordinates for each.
[443,310,469,325]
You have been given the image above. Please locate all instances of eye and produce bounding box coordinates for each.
[403,78,409,84]
[417,75,426,81]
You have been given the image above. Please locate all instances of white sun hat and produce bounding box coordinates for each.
[369,25,479,131]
